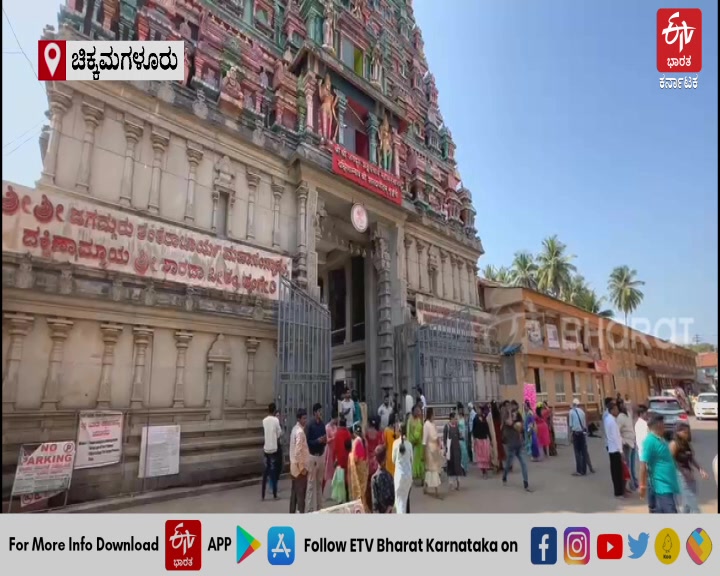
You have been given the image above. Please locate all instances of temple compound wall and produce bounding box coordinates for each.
[1,77,297,503]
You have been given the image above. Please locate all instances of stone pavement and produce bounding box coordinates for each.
[107,418,717,515]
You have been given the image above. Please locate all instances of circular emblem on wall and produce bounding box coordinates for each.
[350,203,368,232]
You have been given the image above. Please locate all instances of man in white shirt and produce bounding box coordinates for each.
[289,408,309,513]
[378,394,392,430]
[262,402,283,500]
[604,400,626,498]
[418,387,427,416]
[403,389,414,421]
[339,388,354,429]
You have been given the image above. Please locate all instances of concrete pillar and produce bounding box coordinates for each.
[130,326,153,409]
[42,318,74,410]
[97,323,123,408]
[345,258,353,344]
[246,169,260,240]
[271,179,284,249]
[147,127,169,213]
[246,337,260,405]
[76,100,104,194]
[41,90,72,184]
[2,313,34,412]
[416,240,427,292]
[172,331,193,408]
[184,142,203,222]
[120,115,144,206]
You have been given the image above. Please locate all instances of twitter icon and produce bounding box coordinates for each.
[628,533,649,559]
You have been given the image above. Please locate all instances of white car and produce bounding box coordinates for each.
[695,392,718,420]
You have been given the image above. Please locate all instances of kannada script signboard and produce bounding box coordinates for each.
[12,442,76,496]
[415,294,493,339]
[331,144,403,205]
[75,411,124,469]
[2,183,291,299]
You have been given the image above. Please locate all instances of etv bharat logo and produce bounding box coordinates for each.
[657,8,702,73]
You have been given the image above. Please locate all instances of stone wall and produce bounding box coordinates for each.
[1,258,278,502]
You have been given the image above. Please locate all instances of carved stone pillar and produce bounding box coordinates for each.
[458,259,467,303]
[450,255,459,301]
[119,115,143,206]
[403,234,413,290]
[41,90,72,184]
[96,323,123,408]
[172,331,193,408]
[41,318,74,410]
[184,142,203,222]
[130,326,153,409]
[76,100,104,193]
[147,127,170,214]
[366,113,379,165]
[416,240,427,292]
[466,261,476,306]
[212,156,235,234]
[246,169,260,240]
[392,128,401,177]
[2,313,34,412]
[336,90,347,145]
[439,250,449,300]
[245,337,260,406]
[271,178,284,249]
[305,74,317,133]
[372,225,394,395]
[295,182,309,288]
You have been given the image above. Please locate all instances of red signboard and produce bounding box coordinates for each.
[594,360,611,374]
[331,144,403,205]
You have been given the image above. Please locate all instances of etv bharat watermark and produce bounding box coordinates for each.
[482,306,697,353]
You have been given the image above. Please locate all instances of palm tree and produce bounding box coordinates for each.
[608,265,645,324]
[510,251,538,289]
[565,274,589,305]
[574,289,614,318]
[482,265,512,285]
[535,235,577,298]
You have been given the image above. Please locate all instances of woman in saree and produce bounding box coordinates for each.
[472,408,492,477]
[323,408,339,494]
[524,401,540,461]
[456,403,470,474]
[535,404,551,459]
[544,402,558,456]
[407,404,425,485]
[384,413,399,478]
[348,423,371,512]
[491,401,506,473]
[444,411,463,490]
[365,417,384,478]
[423,407,443,497]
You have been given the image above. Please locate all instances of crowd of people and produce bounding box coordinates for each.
[263,386,570,513]
[568,392,712,513]
[263,387,715,514]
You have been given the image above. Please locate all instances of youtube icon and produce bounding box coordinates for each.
[597,534,623,560]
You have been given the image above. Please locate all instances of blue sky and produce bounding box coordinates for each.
[2,1,718,345]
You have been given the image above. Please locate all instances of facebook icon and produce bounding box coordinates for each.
[530,527,557,565]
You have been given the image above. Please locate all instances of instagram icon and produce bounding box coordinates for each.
[564,527,590,565]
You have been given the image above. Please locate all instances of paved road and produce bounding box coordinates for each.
[117,418,717,514]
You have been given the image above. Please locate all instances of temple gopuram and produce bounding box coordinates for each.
[1,0,501,504]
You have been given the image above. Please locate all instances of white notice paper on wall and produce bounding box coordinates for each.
[138,425,181,479]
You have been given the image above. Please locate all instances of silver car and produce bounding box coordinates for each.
[648,396,690,439]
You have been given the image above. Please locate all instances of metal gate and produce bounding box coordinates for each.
[395,308,475,417]
[275,276,332,437]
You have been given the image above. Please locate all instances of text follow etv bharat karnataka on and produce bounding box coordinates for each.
[304,537,519,554]
[8,536,159,553]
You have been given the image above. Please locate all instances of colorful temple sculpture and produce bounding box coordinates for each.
[1,0,500,504]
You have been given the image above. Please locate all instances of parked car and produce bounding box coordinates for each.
[647,396,689,439]
[694,392,718,420]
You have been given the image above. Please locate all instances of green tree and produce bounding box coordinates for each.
[482,265,512,285]
[573,288,614,318]
[536,235,577,298]
[510,251,538,289]
[608,265,645,324]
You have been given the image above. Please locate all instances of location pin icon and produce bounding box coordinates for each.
[44,42,61,78]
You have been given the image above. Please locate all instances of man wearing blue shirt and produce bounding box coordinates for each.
[305,403,327,512]
[639,413,679,513]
